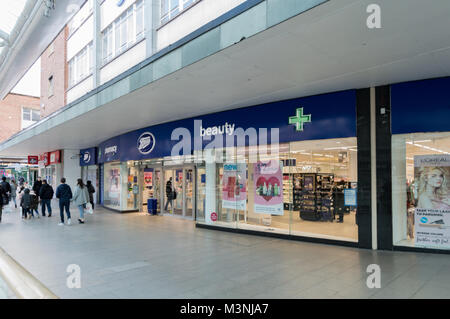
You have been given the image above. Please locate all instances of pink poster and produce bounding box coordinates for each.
[254,160,284,215]
[144,171,153,187]
[222,163,247,210]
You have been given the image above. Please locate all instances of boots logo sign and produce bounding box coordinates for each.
[83,152,91,164]
[137,132,156,155]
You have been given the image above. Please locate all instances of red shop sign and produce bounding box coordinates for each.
[28,156,38,165]
[49,150,61,165]
[39,153,49,166]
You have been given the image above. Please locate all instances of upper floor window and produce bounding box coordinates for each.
[101,0,145,65]
[68,43,94,87]
[68,0,94,36]
[22,107,40,128]
[160,0,198,25]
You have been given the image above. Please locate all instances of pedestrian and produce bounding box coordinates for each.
[20,188,32,220]
[32,177,42,201]
[18,177,25,186]
[1,176,11,205]
[72,178,89,224]
[39,179,54,217]
[0,184,6,223]
[10,179,17,208]
[18,185,26,218]
[55,178,72,226]
[86,180,95,210]
[29,190,40,218]
[164,177,173,212]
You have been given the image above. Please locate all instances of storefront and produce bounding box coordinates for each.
[38,150,62,190]
[391,77,450,253]
[97,88,368,247]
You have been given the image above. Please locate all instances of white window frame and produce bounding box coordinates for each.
[68,42,94,87]
[160,0,198,25]
[101,0,146,66]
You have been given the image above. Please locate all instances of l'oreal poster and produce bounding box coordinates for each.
[414,154,450,249]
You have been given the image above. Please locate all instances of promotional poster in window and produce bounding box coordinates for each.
[414,154,450,249]
[254,160,283,215]
[222,163,247,210]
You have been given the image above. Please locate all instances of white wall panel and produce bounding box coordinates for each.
[100,40,146,85]
[67,76,94,104]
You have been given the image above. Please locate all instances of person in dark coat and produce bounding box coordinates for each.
[20,188,32,219]
[0,184,6,223]
[164,177,173,212]
[86,180,95,210]
[30,191,40,218]
[1,176,11,205]
[55,178,73,225]
[32,177,42,201]
[39,179,54,217]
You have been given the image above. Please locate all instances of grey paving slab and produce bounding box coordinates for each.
[0,205,449,299]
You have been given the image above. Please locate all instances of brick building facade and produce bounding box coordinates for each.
[40,26,68,118]
[0,93,40,143]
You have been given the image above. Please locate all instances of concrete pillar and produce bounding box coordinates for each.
[62,149,82,191]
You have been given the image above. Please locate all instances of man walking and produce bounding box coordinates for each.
[55,178,72,226]
[39,179,54,217]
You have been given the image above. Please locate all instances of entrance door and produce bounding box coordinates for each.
[163,167,194,218]
[141,167,163,214]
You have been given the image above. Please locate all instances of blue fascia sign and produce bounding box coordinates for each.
[98,89,357,163]
[80,147,98,166]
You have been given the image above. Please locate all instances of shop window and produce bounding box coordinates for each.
[103,162,138,211]
[196,137,359,242]
[392,132,450,250]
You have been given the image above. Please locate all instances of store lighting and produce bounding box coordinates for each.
[313,154,324,156]
[325,155,334,158]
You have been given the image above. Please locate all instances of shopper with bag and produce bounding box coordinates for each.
[10,179,17,209]
[72,178,90,224]
[29,190,40,218]
[39,179,54,217]
[86,180,95,210]
[1,176,11,203]
[56,178,72,226]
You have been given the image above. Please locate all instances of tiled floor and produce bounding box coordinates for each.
[0,203,449,299]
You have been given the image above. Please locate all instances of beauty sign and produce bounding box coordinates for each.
[222,163,247,210]
[414,154,450,249]
[253,160,283,215]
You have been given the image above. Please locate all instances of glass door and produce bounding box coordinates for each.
[185,168,194,218]
[141,166,163,214]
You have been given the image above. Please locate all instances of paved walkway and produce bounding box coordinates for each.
[0,204,449,299]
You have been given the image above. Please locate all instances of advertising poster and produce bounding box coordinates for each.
[222,163,247,210]
[414,154,450,249]
[144,168,153,187]
[254,160,283,215]
[108,169,121,205]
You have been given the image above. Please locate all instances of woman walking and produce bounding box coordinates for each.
[10,179,17,209]
[72,178,90,224]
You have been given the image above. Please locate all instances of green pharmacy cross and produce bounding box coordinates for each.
[289,107,311,131]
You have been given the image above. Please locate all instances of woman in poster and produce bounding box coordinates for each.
[417,167,450,210]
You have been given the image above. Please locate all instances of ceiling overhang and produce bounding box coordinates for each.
[1,0,450,157]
